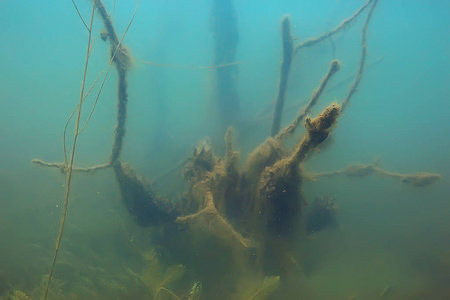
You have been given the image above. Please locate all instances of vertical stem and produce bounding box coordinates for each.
[44,2,96,299]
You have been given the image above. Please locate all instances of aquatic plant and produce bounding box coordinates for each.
[245,276,280,300]
[30,0,442,299]
[5,290,30,300]
[40,2,98,299]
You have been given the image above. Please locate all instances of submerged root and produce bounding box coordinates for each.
[242,104,341,286]
[177,187,252,249]
[178,137,251,249]
[113,162,177,226]
[256,158,303,237]
[254,104,341,238]
[246,138,285,183]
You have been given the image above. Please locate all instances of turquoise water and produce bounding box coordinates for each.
[0,0,449,299]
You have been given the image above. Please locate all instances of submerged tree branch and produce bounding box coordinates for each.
[341,0,380,111]
[293,0,373,54]
[308,161,441,187]
[276,59,340,141]
[271,15,294,137]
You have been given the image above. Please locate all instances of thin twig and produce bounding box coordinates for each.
[71,0,89,31]
[75,71,105,134]
[43,2,96,299]
[112,0,117,21]
[63,71,104,164]
[293,0,373,54]
[341,0,380,111]
[133,55,242,69]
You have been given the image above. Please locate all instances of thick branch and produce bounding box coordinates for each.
[255,104,340,239]
[289,103,341,167]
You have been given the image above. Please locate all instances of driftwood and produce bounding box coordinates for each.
[32,0,442,299]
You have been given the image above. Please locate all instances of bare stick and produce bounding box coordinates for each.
[271,15,294,137]
[63,71,104,165]
[276,59,340,141]
[32,159,110,173]
[293,0,373,54]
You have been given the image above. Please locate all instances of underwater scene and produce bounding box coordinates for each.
[0,0,449,299]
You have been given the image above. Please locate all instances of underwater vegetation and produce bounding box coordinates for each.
[1,0,445,299]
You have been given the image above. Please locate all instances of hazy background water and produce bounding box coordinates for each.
[0,0,449,299]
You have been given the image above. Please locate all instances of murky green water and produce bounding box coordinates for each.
[0,1,449,299]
